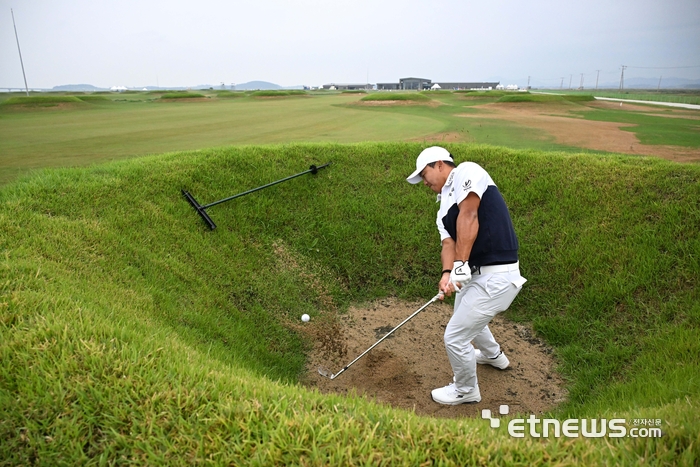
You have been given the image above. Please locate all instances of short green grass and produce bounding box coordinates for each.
[0,93,443,184]
[1,143,698,464]
[1,91,698,186]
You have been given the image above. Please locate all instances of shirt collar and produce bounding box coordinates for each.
[436,169,456,203]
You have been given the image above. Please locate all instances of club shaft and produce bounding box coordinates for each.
[330,293,441,379]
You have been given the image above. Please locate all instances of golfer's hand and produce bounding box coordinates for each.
[439,271,454,298]
[450,260,472,291]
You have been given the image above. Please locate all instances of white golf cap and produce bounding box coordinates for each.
[406,146,453,184]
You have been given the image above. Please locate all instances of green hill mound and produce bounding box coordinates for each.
[361,93,431,102]
[159,92,206,100]
[497,93,596,103]
[1,143,698,464]
[1,95,85,107]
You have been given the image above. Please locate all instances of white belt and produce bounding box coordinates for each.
[472,261,519,275]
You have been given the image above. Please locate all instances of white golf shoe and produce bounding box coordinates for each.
[431,382,481,405]
[475,349,510,369]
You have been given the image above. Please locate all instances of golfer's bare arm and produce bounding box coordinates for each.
[454,192,480,262]
[439,192,480,296]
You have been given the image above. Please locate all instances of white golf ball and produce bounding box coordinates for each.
[301,314,310,322]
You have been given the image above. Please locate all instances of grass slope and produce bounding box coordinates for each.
[1,143,698,464]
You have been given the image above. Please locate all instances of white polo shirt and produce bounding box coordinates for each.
[436,162,495,242]
[436,162,519,267]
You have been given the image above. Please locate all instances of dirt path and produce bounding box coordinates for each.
[301,297,567,419]
[456,101,700,163]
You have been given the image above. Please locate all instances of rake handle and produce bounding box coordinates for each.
[202,163,331,209]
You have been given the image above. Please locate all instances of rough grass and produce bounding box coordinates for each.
[1,142,698,464]
[215,90,246,98]
[498,93,596,103]
[159,92,206,99]
[250,90,308,97]
[76,95,111,102]
[1,95,84,106]
[457,90,509,97]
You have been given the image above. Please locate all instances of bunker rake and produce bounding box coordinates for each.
[182,162,331,230]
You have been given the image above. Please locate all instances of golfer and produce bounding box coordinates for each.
[406,146,527,405]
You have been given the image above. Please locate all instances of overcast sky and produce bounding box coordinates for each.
[1,0,699,89]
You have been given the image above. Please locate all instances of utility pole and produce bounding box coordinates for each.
[595,70,600,90]
[560,77,564,89]
[11,9,30,97]
[527,76,530,89]
[569,74,573,90]
[579,73,584,90]
[657,75,662,92]
[619,65,627,92]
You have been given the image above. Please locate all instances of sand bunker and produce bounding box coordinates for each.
[301,297,567,419]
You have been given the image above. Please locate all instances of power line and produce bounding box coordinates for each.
[627,65,700,70]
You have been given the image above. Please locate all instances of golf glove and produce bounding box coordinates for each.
[450,260,472,290]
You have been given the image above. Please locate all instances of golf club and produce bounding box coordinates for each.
[183,162,331,230]
[318,292,443,380]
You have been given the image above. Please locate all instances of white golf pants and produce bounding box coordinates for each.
[444,266,526,394]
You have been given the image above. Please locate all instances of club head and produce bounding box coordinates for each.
[317,367,335,379]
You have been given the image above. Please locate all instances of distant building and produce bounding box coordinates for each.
[401,77,432,90]
[376,82,401,90]
[376,78,500,91]
[321,83,371,90]
[436,82,499,90]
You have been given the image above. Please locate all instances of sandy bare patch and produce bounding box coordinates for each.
[458,102,700,162]
[301,297,566,419]
[408,131,467,143]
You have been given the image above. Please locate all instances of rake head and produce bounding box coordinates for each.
[182,189,217,230]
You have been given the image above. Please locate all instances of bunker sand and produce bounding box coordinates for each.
[303,297,567,419]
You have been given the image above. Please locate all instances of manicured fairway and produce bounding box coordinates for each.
[0,93,442,183]
[2,90,699,184]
